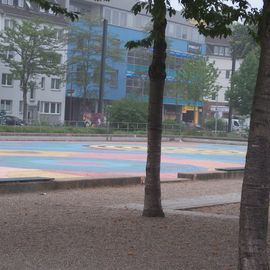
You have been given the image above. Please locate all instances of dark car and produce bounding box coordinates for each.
[4,115,25,126]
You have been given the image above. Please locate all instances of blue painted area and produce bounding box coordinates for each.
[0,141,246,176]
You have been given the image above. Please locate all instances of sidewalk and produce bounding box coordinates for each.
[0,179,247,270]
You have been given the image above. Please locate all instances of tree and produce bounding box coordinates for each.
[227,23,258,131]
[226,48,259,116]
[107,98,148,124]
[126,0,171,217]
[176,57,220,101]
[0,19,65,121]
[68,14,123,114]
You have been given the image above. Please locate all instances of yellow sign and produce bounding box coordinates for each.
[182,105,195,112]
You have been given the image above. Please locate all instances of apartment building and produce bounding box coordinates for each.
[67,0,207,124]
[0,0,68,124]
[205,37,241,119]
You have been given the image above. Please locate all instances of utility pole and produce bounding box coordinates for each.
[98,19,108,113]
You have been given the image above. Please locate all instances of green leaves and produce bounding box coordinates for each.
[30,0,79,21]
[0,18,65,87]
[227,48,259,115]
[107,98,148,124]
[68,15,124,98]
[180,0,259,38]
[176,57,221,101]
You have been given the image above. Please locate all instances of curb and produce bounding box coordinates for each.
[0,176,142,194]
[178,171,244,181]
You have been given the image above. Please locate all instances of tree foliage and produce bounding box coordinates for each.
[107,99,148,124]
[176,57,221,101]
[230,23,258,59]
[227,48,259,115]
[68,14,123,110]
[0,19,65,121]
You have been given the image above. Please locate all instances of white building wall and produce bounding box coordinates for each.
[207,56,241,103]
[0,13,67,124]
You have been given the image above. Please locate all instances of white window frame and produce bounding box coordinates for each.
[0,99,12,113]
[2,0,13,5]
[18,0,24,7]
[40,101,61,114]
[2,73,13,86]
[51,78,61,90]
[40,77,45,89]
[4,19,14,30]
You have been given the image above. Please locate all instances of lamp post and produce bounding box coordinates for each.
[67,89,74,123]
[98,19,108,113]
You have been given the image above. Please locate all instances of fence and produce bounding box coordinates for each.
[0,120,247,138]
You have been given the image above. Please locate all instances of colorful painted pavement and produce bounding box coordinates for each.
[0,141,247,179]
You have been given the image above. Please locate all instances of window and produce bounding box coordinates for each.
[40,77,45,89]
[7,51,14,59]
[119,12,127,27]
[2,0,14,5]
[51,78,61,90]
[40,101,61,114]
[0,50,14,60]
[18,0,24,7]
[104,8,111,22]
[108,70,118,88]
[226,70,231,79]
[167,22,175,36]
[225,47,231,56]
[2,73,13,86]
[19,100,23,113]
[55,29,64,40]
[0,99,12,113]
[182,26,188,39]
[30,88,35,100]
[214,46,219,55]
[4,19,14,30]
[175,25,182,38]
[112,9,119,25]
[219,46,225,55]
[211,93,217,101]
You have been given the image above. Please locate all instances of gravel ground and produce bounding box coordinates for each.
[0,179,254,270]
[191,203,240,216]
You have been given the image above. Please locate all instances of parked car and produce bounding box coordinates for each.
[4,116,25,126]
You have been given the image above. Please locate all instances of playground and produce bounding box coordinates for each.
[0,140,246,179]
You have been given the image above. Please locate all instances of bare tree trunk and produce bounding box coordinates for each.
[143,0,166,217]
[239,2,270,269]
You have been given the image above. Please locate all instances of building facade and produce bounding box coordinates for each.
[0,0,239,126]
[0,0,68,124]
[67,0,207,124]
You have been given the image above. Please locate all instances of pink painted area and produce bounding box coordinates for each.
[58,161,102,166]
[78,152,242,170]
[79,152,146,161]
[161,155,242,170]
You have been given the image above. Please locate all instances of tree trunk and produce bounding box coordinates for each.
[238,2,270,269]
[142,0,166,218]
[22,87,28,122]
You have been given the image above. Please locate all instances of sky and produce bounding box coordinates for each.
[170,0,263,10]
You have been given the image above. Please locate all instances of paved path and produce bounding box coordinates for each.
[0,140,246,179]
